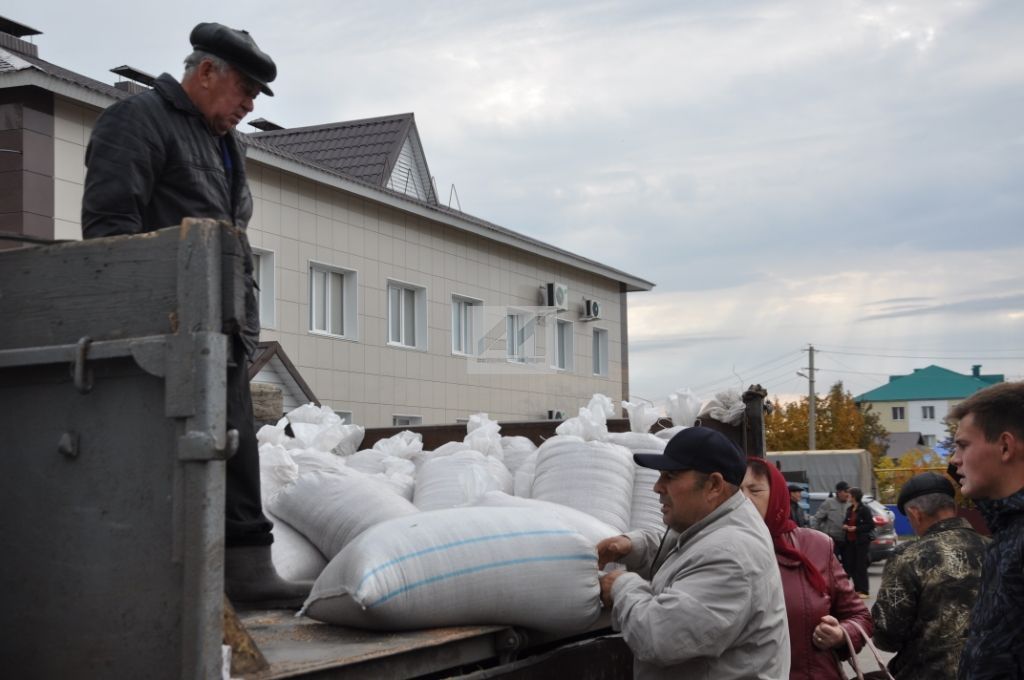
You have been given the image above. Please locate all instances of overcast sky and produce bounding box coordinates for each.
[9,0,1023,405]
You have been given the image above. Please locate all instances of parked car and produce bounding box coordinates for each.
[807,491,898,563]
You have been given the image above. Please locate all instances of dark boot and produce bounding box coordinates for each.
[225,545,312,610]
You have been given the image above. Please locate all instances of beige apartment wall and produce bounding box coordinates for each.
[52,97,97,241]
[871,400,910,433]
[247,160,626,427]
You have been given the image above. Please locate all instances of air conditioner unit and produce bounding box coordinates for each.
[582,298,602,320]
[541,282,569,311]
[547,409,566,421]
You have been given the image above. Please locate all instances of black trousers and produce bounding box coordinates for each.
[843,541,870,594]
[225,338,273,547]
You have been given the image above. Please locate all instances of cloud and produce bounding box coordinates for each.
[860,294,1024,322]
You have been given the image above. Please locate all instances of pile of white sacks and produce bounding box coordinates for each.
[257,390,723,633]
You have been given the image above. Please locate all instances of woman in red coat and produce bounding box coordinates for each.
[741,458,873,680]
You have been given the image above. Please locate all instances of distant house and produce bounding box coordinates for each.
[855,365,1003,448]
[0,16,654,426]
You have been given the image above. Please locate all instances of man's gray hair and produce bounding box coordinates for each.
[183,50,230,78]
[905,492,956,516]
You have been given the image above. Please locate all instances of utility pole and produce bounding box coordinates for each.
[797,344,817,450]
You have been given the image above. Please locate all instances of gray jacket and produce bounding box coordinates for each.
[611,492,790,680]
[812,496,849,542]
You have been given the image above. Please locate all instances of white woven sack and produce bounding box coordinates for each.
[630,466,665,534]
[530,436,635,532]
[473,491,620,545]
[269,469,419,559]
[513,451,539,498]
[302,507,602,633]
[413,450,512,510]
[602,434,667,534]
[500,436,537,474]
[266,510,327,582]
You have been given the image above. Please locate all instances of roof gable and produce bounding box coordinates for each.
[249,112,437,204]
[855,364,1004,402]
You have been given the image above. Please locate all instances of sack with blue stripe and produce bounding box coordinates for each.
[301,506,602,632]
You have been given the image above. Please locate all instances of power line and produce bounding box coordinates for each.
[819,349,1024,361]
[692,356,802,393]
[815,343,1023,354]
[689,351,803,393]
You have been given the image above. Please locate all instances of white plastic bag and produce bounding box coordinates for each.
[698,389,745,426]
[667,388,702,428]
[372,430,424,458]
[464,413,503,459]
[258,443,299,505]
[302,507,602,633]
[514,450,539,498]
[621,400,659,434]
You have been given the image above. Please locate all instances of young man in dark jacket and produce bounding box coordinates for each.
[82,23,308,607]
[948,381,1024,680]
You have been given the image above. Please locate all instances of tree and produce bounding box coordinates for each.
[765,381,888,465]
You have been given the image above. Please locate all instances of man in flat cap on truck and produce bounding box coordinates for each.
[871,472,988,680]
[597,427,789,679]
[81,23,308,606]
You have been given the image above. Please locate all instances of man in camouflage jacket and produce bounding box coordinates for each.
[872,473,989,680]
[949,382,1024,680]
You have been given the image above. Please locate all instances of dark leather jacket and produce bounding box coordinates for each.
[959,488,1024,680]
[82,73,259,354]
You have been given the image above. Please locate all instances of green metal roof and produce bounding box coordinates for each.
[854,365,1003,403]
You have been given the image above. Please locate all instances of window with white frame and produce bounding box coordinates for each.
[891,406,905,421]
[506,311,536,363]
[251,248,276,328]
[592,328,609,376]
[923,434,937,447]
[336,410,353,425]
[921,405,935,420]
[393,414,423,427]
[452,295,482,356]
[553,319,574,371]
[388,281,427,350]
[309,262,358,338]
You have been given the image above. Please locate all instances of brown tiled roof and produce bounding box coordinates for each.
[14,50,129,100]
[248,113,414,185]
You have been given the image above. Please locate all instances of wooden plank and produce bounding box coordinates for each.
[0,221,246,351]
[0,228,179,350]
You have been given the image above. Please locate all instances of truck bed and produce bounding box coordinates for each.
[240,611,618,679]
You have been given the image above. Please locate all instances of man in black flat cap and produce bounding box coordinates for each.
[871,472,988,680]
[82,23,308,606]
[596,427,789,679]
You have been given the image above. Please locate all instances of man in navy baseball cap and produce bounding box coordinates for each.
[634,426,747,487]
[597,426,790,677]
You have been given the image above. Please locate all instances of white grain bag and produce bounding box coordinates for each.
[413,450,511,510]
[266,509,327,582]
[302,507,601,633]
[269,469,419,559]
[530,436,635,532]
[500,436,537,474]
[474,491,620,545]
[603,433,667,534]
